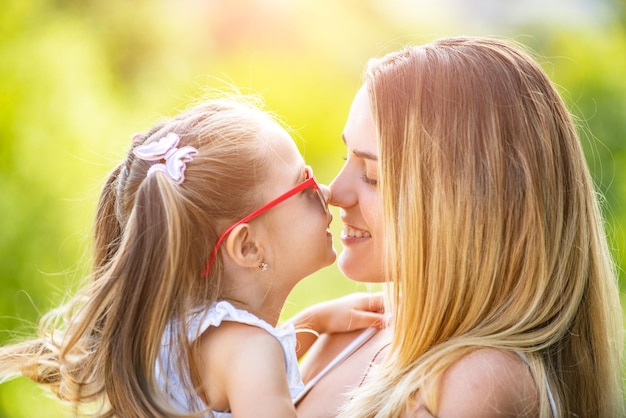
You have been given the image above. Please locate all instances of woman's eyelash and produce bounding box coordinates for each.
[342,154,377,185]
[361,174,378,186]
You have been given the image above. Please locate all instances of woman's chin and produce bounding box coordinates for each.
[337,252,384,283]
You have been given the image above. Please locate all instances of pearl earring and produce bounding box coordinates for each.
[258,260,269,271]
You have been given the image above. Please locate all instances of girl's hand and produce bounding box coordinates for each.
[289,292,385,359]
[290,292,385,336]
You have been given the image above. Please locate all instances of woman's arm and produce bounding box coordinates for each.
[288,292,385,359]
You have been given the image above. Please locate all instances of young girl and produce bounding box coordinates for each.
[0,97,384,417]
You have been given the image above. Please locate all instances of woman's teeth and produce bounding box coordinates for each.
[344,226,371,238]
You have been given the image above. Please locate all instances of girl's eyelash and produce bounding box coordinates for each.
[361,174,378,186]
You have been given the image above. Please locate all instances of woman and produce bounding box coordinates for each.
[296,36,624,417]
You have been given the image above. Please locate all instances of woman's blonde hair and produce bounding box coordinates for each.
[341,36,624,417]
[0,98,283,416]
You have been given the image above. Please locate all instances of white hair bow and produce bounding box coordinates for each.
[132,133,199,185]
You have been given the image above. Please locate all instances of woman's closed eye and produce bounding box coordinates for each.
[361,173,378,186]
[341,152,378,186]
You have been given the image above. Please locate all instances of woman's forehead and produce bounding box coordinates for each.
[343,86,378,156]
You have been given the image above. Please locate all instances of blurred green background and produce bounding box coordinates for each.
[1,0,625,416]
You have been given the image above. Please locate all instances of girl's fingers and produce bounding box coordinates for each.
[352,292,385,313]
[348,310,386,330]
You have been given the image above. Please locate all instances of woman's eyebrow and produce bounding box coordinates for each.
[353,149,378,161]
[342,134,378,161]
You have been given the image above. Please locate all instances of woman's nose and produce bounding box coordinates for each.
[328,166,355,208]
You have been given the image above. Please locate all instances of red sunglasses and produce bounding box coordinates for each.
[201,167,328,277]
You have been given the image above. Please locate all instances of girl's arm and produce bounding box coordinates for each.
[197,321,298,417]
[288,292,385,359]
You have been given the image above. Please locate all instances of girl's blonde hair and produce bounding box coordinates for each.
[341,36,624,417]
[0,98,283,417]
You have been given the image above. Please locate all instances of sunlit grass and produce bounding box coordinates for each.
[0,379,71,418]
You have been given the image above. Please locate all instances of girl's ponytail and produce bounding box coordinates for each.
[93,164,124,273]
[103,168,214,416]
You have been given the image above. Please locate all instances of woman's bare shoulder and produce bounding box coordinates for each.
[432,348,539,418]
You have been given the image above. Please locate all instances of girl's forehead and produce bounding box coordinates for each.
[260,123,305,175]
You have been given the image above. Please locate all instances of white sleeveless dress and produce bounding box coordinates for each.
[156,300,304,417]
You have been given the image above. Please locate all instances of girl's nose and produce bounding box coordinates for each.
[319,184,332,206]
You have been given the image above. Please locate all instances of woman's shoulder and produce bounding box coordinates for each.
[432,348,539,418]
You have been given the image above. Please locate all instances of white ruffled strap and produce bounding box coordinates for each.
[132,132,199,185]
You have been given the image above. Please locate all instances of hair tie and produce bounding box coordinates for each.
[132,132,199,185]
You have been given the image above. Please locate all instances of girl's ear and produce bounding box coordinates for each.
[224,224,262,269]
